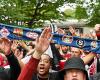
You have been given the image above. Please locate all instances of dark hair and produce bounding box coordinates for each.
[42,54,53,64]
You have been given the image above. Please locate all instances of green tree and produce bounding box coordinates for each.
[75,5,88,19]
[87,1,100,26]
[0,0,100,28]
[0,0,65,28]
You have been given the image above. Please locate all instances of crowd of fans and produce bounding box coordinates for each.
[0,24,100,80]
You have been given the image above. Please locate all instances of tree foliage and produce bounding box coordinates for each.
[0,0,65,28]
[87,1,100,26]
[75,5,88,19]
[63,0,100,27]
[0,0,100,28]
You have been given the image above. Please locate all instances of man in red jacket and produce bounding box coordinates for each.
[18,27,53,80]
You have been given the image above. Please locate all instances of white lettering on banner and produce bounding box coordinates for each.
[26,32,38,39]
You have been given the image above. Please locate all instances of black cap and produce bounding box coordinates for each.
[59,57,89,80]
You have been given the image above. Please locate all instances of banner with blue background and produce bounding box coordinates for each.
[0,23,100,54]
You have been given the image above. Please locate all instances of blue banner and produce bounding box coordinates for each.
[0,23,100,54]
[0,23,41,40]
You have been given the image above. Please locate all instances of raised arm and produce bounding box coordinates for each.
[82,52,96,65]
[0,38,21,80]
[18,27,52,80]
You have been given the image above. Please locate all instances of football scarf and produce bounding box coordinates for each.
[0,23,100,54]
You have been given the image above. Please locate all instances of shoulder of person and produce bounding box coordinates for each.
[49,72,59,80]
[93,72,100,80]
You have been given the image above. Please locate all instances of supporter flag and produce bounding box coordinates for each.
[0,23,100,54]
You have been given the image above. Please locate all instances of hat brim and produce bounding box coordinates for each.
[59,67,89,80]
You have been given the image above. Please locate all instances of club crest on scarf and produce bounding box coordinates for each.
[62,35,73,44]
[26,32,38,39]
[0,27,10,38]
[91,41,98,49]
[76,39,84,48]
[13,28,23,37]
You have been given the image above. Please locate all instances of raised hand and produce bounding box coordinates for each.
[69,26,76,36]
[14,49,23,60]
[57,28,65,35]
[0,38,11,55]
[34,27,52,54]
[11,40,19,53]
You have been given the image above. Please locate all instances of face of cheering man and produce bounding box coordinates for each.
[94,24,100,32]
[37,54,51,78]
[64,69,86,80]
[61,45,68,54]
[71,47,81,57]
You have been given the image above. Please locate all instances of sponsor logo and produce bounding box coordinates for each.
[26,32,38,39]
[62,35,73,43]
[76,39,84,48]
[13,28,23,37]
[91,41,97,49]
[0,27,10,37]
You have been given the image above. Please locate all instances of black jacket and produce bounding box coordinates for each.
[0,52,21,80]
[32,72,58,80]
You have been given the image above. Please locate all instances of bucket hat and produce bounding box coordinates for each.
[59,57,89,80]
